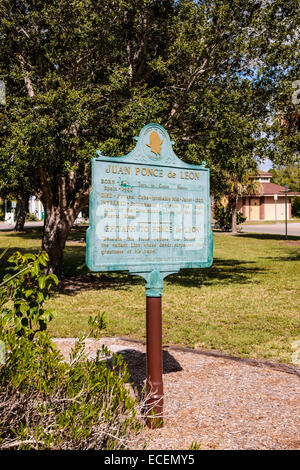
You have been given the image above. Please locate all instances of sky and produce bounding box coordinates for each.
[259,158,273,172]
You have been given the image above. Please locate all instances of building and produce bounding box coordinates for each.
[237,171,299,221]
[28,196,83,224]
[29,196,44,220]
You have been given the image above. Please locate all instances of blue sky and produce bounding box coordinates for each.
[259,158,273,171]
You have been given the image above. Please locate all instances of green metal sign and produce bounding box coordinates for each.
[86,123,213,295]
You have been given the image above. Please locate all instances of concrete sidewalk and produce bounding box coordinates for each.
[1,220,299,236]
[241,223,300,236]
[0,221,44,231]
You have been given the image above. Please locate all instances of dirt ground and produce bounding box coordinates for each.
[53,337,300,451]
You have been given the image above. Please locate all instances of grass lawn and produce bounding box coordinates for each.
[0,226,299,364]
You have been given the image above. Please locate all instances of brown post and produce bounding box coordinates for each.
[146,296,163,428]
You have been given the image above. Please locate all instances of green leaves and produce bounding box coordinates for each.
[270,163,300,217]
[0,251,58,338]
[0,0,298,274]
[88,312,107,339]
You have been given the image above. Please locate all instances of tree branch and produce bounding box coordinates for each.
[18,55,34,98]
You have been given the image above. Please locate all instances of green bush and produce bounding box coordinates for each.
[292,196,300,218]
[26,212,39,222]
[0,251,143,450]
[1,251,58,338]
[215,205,246,231]
[81,204,89,219]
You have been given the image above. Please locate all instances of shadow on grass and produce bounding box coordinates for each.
[1,241,265,292]
[67,224,88,240]
[107,349,182,398]
[0,229,87,277]
[236,234,300,262]
[236,233,300,241]
[59,271,144,295]
[166,258,265,288]
[0,240,144,292]
[4,227,291,292]
[0,226,43,239]
[59,256,265,294]
[263,253,300,262]
[0,244,42,279]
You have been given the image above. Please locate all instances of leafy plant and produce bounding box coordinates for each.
[25,212,39,222]
[189,441,201,450]
[2,0,298,275]
[215,205,246,231]
[292,196,300,218]
[88,312,107,338]
[0,251,58,338]
[270,165,300,217]
[0,250,143,449]
[0,327,143,449]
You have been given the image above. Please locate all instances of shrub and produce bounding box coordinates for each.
[292,196,300,218]
[26,212,39,222]
[1,251,58,338]
[0,251,143,450]
[0,331,143,449]
[215,205,246,231]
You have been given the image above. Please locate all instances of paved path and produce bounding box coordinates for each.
[1,220,299,236]
[241,223,300,236]
[0,221,44,231]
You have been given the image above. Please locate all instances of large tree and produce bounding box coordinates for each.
[0,0,298,274]
[0,97,33,231]
[270,163,300,217]
[0,0,176,274]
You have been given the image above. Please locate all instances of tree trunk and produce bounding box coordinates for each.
[39,167,90,278]
[14,195,29,232]
[41,207,76,277]
[231,195,238,234]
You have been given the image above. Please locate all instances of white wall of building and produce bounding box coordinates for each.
[29,196,43,220]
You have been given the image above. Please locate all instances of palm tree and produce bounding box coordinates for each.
[222,171,261,233]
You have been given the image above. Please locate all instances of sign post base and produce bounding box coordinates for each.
[146,295,163,428]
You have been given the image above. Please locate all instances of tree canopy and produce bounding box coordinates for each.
[0,0,299,272]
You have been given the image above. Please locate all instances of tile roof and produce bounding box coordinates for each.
[239,182,300,196]
[261,182,300,196]
[258,170,273,177]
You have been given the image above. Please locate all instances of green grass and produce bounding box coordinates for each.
[0,226,299,364]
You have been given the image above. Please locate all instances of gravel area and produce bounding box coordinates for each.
[52,337,300,450]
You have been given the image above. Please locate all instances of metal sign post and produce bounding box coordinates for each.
[146,295,163,427]
[86,123,213,427]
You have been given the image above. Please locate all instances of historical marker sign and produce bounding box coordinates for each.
[86,123,213,427]
[86,123,213,290]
